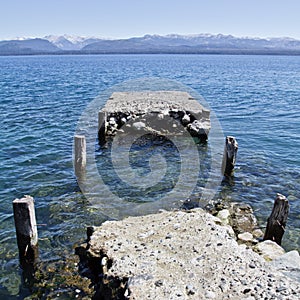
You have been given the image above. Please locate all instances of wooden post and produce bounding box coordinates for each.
[98,111,107,146]
[13,195,38,266]
[222,136,238,176]
[263,193,289,245]
[74,135,86,179]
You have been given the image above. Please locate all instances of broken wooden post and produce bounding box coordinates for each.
[263,193,289,245]
[222,136,238,176]
[13,195,38,266]
[74,135,86,179]
[98,111,107,146]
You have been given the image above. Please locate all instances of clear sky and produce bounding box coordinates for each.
[0,0,299,40]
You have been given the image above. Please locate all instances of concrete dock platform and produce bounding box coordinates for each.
[98,91,211,144]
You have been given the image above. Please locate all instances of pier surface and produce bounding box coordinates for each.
[83,208,300,299]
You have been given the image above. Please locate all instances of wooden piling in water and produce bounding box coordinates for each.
[13,195,38,266]
[74,135,86,179]
[98,111,107,146]
[222,136,238,176]
[263,193,289,245]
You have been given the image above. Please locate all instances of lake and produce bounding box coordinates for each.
[0,54,299,297]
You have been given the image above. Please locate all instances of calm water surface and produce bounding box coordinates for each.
[0,54,299,297]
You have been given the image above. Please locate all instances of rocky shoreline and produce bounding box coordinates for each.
[74,203,300,300]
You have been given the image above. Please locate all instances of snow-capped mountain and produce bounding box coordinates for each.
[0,33,300,55]
[81,33,300,53]
[44,35,104,50]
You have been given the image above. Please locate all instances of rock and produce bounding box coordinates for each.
[187,120,208,136]
[253,240,285,261]
[270,250,300,282]
[252,228,264,239]
[238,232,254,243]
[181,113,190,125]
[229,202,259,234]
[185,284,196,295]
[120,117,127,124]
[223,225,236,239]
[157,113,164,120]
[132,121,146,130]
[109,117,117,125]
[216,209,230,225]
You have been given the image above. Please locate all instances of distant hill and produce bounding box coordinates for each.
[0,38,59,55]
[81,34,300,54]
[1,34,300,55]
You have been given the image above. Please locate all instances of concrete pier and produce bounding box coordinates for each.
[98,91,211,144]
[80,208,300,299]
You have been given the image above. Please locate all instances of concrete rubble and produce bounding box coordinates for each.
[79,208,300,299]
[98,91,211,144]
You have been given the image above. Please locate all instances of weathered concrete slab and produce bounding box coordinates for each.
[98,91,210,144]
[102,91,208,114]
[84,209,300,299]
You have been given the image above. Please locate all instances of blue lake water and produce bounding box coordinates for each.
[0,54,299,297]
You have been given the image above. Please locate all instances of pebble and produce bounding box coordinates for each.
[155,279,163,287]
[238,232,254,242]
[186,284,196,295]
[216,209,230,225]
[205,291,216,298]
[181,114,190,125]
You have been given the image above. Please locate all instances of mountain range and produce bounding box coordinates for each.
[1,34,300,55]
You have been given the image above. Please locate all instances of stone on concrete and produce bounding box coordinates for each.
[253,240,285,261]
[238,232,254,243]
[216,209,230,225]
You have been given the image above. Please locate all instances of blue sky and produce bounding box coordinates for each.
[0,0,299,40]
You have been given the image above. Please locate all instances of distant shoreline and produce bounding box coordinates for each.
[2,34,300,57]
[1,49,300,57]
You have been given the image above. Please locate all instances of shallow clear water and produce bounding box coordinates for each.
[0,54,299,297]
